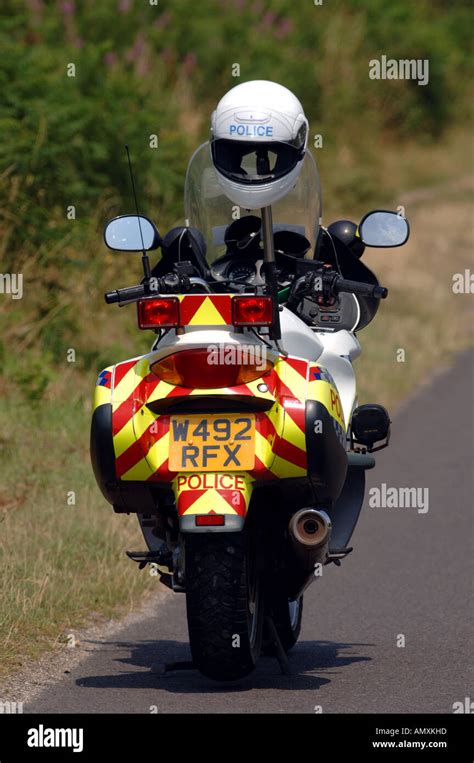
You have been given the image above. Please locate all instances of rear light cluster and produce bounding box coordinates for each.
[150,348,273,388]
[137,296,273,330]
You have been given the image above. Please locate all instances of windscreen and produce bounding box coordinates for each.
[184,141,322,264]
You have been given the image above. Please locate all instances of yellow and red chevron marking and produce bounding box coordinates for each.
[104,352,344,489]
[111,357,158,481]
[108,355,278,482]
[271,398,307,477]
[273,356,308,402]
[178,294,233,325]
[248,355,308,480]
[108,353,311,485]
[173,472,253,517]
[113,358,140,398]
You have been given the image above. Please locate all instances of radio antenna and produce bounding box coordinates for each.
[125,144,151,281]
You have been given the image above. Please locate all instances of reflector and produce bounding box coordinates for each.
[195,515,226,526]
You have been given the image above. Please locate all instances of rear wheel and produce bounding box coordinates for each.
[185,532,264,681]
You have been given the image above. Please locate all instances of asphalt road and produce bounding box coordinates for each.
[27,350,473,714]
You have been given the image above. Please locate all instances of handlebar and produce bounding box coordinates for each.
[287,268,388,311]
[104,269,388,309]
[104,275,213,306]
[105,284,147,305]
[329,275,388,300]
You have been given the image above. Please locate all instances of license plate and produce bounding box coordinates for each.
[169,414,255,472]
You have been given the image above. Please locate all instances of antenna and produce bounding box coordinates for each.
[125,144,151,281]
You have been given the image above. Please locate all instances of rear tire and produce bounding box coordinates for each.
[185,532,264,681]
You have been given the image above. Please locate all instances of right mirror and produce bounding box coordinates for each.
[359,210,409,248]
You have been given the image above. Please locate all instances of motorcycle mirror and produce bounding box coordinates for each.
[358,210,409,248]
[103,214,161,252]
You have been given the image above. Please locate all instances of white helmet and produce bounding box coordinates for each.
[210,80,309,209]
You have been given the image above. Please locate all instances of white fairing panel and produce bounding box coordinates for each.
[316,328,361,363]
[314,330,361,426]
[279,307,324,361]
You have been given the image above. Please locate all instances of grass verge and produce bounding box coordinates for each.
[0,398,155,675]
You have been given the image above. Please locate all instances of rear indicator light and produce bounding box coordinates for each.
[195,515,226,526]
[137,298,180,329]
[150,348,273,388]
[232,296,273,326]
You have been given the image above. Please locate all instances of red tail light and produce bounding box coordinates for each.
[195,515,226,526]
[232,296,273,326]
[150,348,273,388]
[137,298,180,329]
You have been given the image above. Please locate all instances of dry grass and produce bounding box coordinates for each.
[0,398,156,675]
[356,177,474,408]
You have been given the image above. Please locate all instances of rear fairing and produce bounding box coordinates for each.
[91,347,348,523]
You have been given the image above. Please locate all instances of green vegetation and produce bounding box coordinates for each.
[0,1,472,675]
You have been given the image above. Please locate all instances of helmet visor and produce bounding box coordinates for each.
[211,139,304,185]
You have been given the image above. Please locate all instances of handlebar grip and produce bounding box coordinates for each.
[104,284,146,305]
[333,277,388,300]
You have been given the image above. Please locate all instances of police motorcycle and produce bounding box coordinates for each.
[91,81,409,680]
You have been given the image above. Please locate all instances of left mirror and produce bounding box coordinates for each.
[104,215,161,251]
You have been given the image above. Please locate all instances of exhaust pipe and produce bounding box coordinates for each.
[288,509,332,598]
